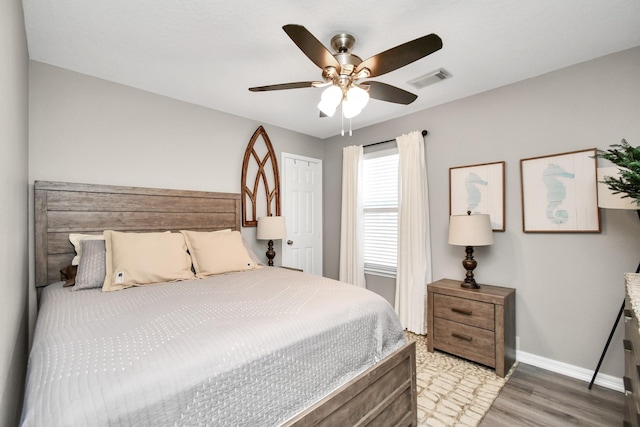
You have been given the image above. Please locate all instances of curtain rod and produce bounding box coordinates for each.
[363,130,429,148]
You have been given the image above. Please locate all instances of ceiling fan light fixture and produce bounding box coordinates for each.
[318,85,342,116]
[321,85,342,103]
[346,86,369,110]
[342,99,362,119]
[317,99,337,117]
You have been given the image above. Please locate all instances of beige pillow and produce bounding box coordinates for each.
[69,233,105,265]
[102,230,195,292]
[180,230,260,278]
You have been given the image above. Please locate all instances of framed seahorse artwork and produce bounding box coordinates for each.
[520,148,600,233]
[450,161,505,231]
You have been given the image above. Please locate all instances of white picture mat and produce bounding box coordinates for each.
[521,149,599,232]
[450,162,504,231]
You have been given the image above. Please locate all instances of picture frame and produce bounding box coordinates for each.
[449,161,505,231]
[520,148,600,233]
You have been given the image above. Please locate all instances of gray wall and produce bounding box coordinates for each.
[28,61,324,263]
[0,0,29,425]
[322,46,640,379]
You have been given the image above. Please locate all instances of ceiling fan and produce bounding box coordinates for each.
[249,24,443,119]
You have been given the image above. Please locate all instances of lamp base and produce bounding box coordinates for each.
[460,246,480,289]
[460,278,480,289]
[265,239,276,267]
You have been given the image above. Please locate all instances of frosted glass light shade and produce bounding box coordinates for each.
[448,214,494,246]
[341,99,361,119]
[317,100,337,117]
[597,167,638,209]
[318,86,342,117]
[346,86,369,110]
[341,86,370,119]
[257,216,287,240]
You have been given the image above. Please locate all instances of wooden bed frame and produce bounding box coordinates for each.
[33,180,417,426]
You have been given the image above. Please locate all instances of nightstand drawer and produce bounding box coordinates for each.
[433,293,495,330]
[433,318,496,367]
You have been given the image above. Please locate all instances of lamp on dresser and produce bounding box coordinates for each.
[257,216,287,266]
[448,211,494,289]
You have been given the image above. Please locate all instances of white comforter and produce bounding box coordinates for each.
[21,267,405,426]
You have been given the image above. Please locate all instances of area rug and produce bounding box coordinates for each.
[405,332,515,427]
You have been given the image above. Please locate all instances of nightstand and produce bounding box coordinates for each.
[427,278,516,377]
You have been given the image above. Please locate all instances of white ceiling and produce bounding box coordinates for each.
[22,0,640,139]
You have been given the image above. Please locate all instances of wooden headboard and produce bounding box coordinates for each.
[34,181,242,287]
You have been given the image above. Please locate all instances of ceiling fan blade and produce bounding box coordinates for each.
[355,34,442,78]
[364,81,418,104]
[249,81,320,92]
[283,24,341,71]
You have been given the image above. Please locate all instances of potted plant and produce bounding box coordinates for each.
[596,139,640,206]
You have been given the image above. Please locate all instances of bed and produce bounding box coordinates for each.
[24,180,417,426]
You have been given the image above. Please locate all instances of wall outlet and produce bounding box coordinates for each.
[516,336,520,350]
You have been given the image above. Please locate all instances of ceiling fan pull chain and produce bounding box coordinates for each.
[341,105,345,136]
[349,118,353,136]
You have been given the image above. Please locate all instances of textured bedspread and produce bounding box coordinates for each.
[21,267,406,426]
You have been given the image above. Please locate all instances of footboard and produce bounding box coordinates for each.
[285,341,417,427]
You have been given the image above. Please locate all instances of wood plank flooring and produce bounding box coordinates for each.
[480,363,624,426]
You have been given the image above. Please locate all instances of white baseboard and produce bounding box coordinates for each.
[516,350,623,393]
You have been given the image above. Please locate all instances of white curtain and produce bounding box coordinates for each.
[395,131,432,334]
[339,145,366,288]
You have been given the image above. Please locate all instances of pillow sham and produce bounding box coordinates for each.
[73,239,106,291]
[103,230,195,292]
[69,233,105,265]
[180,230,260,278]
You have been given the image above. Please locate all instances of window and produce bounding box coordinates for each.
[363,149,398,277]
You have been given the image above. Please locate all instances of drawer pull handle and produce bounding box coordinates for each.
[451,307,473,316]
[624,339,633,353]
[625,309,634,322]
[624,376,633,396]
[452,332,473,342]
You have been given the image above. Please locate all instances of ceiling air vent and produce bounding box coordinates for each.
[408,68,451,89]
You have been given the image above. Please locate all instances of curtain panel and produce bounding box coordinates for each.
[395,131,432,334]
[339,145,366,288]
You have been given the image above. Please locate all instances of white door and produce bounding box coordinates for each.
[281,153,322,275]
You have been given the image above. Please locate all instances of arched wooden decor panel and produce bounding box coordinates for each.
[241,126,281,227]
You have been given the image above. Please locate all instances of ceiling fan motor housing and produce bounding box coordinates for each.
[330,33,362,76]
[330,33,356,53]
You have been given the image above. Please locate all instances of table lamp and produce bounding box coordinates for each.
[257,216,287,266]
[448,211,494,289]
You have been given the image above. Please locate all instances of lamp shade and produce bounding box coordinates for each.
[448,214,494,246]
[597,167,638,210]
[256,216,287,240]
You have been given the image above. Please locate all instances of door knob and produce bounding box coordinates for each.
[287,240,293,245]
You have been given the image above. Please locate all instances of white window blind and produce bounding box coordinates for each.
[363,150,398,277]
